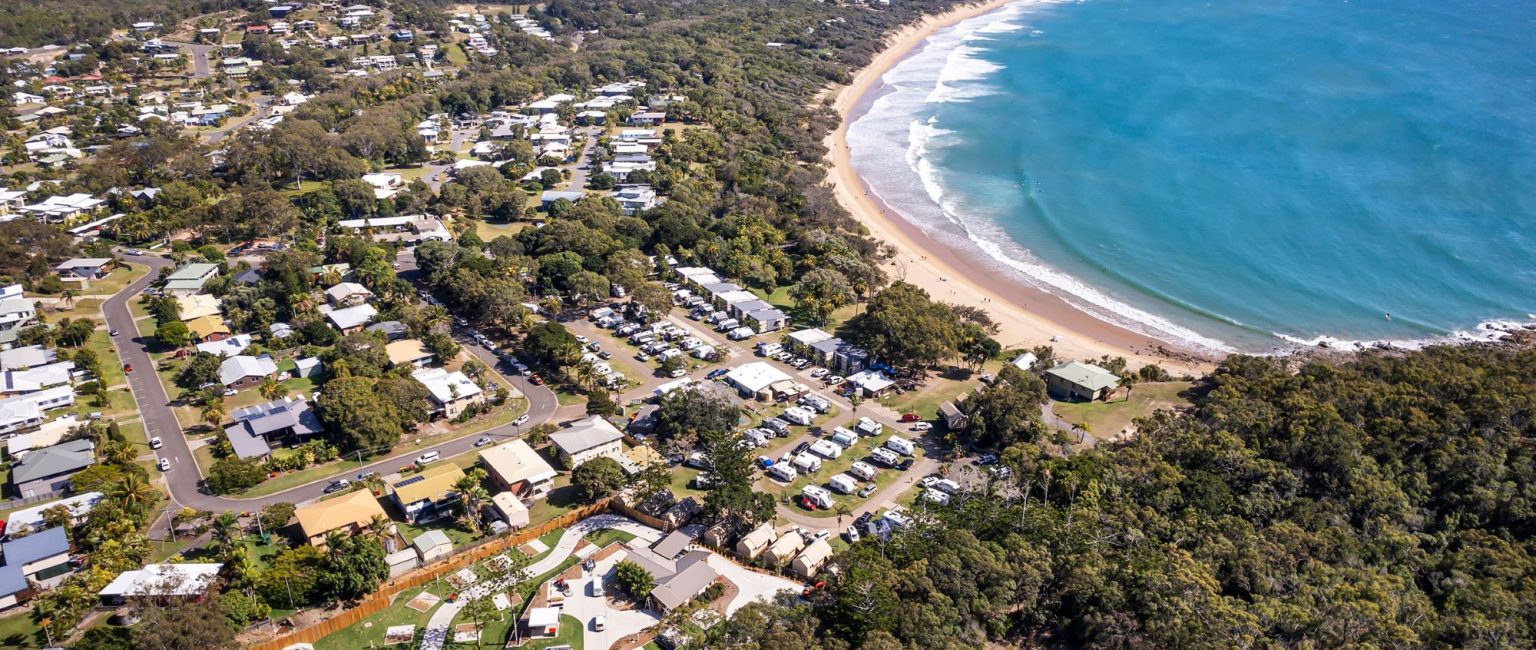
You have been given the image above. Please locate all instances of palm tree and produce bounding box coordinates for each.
[568,363,601,392]
[259,377,286,401]
[1120,373,1138,402]
[454,469,490,535]
[111,473,154,513]
[101,441,137,467]
[835,503,852,524]
[1073,421,1092,444]
[201,400,227,428]
[365,513,394,550]
[61,289,78,308]
[210,511,242,554]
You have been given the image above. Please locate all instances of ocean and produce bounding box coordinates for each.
[847,0,1536,354]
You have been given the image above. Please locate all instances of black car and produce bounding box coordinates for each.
[323,479,351,494]
[792,441,811,456]
[854,512,873,528]
[897,458,915,471]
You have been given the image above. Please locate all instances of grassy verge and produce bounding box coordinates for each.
[312,584,440,650]
[1051,381,1194,440]
[0,611,42,649]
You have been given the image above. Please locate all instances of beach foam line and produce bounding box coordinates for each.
[1274,316,1536,352]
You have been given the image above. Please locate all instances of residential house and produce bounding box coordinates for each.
[624,546,719,614]
[539,190,586,209]
[360,173,403,199]
[786,328,870,375]
[411,368,483,419]
[1009,351,1039,372]
[388,463,466,523]
[294,489,390,546]
[176,294,222,321]
[324,282,374,307]
[0,527,72,609]
[10,439,94,498]
[184,315,232,342]
[53,258,113,279]
[1,361,76,396]
[479,439,557,499]
[320,303,377,333]
[224,397,324,460]
[1,492,102,537]
[195,333,252,358]
[1043,362,1120,402]
[613,185,658,215]
[548,416,624,469]
[0,291,37,332]
[938,401,969,431]
[0,386,76,436]
[385,339,434,368]
[0,345,54,370]
[365,320,408,341]
[218,354,278,389]
[162,263,219,296]
[98,564,223,605]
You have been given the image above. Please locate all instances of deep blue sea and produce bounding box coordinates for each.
[847,0,1536,353]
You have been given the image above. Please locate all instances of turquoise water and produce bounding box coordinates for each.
[847,0,1536,353]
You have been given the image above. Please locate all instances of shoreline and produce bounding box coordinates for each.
[825,0,1218,376]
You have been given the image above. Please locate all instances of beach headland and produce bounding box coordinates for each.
[825,0,1217,376]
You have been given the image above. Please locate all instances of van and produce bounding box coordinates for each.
[416,451,441,464]
[885,436,915,456]
[828,473,859,495]
[757,342,783,357]
[769,463,798,482]
[932,478,962,495]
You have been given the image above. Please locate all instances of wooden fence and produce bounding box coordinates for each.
[248,500,611,650]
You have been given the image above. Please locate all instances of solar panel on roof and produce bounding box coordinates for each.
[394,475,425,488]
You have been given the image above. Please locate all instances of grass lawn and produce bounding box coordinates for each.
[78,264,148,298]
[313,584,441,650]
[86,329,129,387]
[528,476,580,526]
[522,614,584,649]
[397,518,479,550]
[35,296,106,323]
[760,431,925,518]
[444,43,468,66]
[666,466,708,501]
[475,219,527,241]
[1051,381,1195,440]
[58,386,138,422]
[876,362,1004,423]
[128,298,153,321]
[583,526,636,549]
[0,611,42,649]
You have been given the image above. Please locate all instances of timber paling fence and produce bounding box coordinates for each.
[248,501,611,650]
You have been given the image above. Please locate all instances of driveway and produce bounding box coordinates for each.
[703,553,801,615]
[103,252,561,514]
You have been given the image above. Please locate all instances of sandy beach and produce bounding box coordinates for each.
[825,0,1216,376]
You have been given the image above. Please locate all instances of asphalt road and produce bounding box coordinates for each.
[164,40,214,78]
[104,252,559,513]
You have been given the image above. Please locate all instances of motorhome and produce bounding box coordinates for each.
[802,485,834,509]
[828,427,858,447]
[870,447,900,467]
[792,452,823,473]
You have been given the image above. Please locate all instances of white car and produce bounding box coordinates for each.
[826,376,845,386]
[911,422,933,432]
[149,437,163,449]
[808,368,829,378]
[514,414,530,426]
[157,457,171,472]
[416,451,440,464]
[592,615,606,632]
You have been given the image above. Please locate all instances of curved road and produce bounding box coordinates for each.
[104,253,559,512]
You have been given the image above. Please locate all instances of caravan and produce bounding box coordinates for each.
[802,485,834,509]
[809,440,843,459]
[769,463,798,482]
[848,461,877,481]
[781,406,815,426]
[828,473,859,495]
[885,436,916,456]
[757,342,782,357]
[855,417,883,436]
[870,447,900,467]
[828,427,858,447]
[792,452,823,473]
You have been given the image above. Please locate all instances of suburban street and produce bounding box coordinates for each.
[104,252,559,513]
[164,40,214,78]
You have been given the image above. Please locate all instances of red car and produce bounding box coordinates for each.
[528,374,545,385]
[900,413,919,422]
[122,363,134,372]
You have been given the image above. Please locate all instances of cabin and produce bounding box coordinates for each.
[1043,362,1121,402]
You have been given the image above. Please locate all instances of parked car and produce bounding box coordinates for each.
[976,453,999,466]
[858,484,878,498]
[149,437,163,449]
[514,414,530,426]
[707,368,729,380]
[157,457,170,472]
[792,441,812,456]
[474,437,493,447]
[846,526,862,543]
[911,422,933,432]
[669,368,687,378]
[323,479,351,494]
[826,376,845,386]
[897,458,915,471]
[808,368,828,378]
[757,456,775,469]
[357,471,378,481]
[122,363,133,372]
[900,413,920,422]
[416,451,440,464]
[109,329,119,337]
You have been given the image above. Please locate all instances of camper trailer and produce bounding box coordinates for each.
[810,439,843,459]
[885,436,916,456]
[757,342,782,356]
[828,473,859,495]
[870,447,900,467]
[855,417,883,436]
[849,461,877,481]
[768,463,798,482]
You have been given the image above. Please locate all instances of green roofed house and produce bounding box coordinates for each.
[163,263,220,296]
[1043,362,1121,402]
